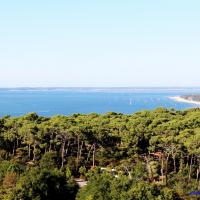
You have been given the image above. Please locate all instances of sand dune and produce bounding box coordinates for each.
[170,96,200,105]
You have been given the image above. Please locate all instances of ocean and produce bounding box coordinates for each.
[0,88,200,117]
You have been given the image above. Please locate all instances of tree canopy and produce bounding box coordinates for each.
[0,108,200,199]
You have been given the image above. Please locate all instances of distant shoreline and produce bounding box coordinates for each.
[170,96,200,105]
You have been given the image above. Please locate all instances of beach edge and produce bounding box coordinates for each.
[169,96,200,105]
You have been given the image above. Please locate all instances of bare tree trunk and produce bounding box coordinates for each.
[16,138,19,148]
[76,135,80,170]
[92,143,96,168]
[86,144,93,163]
[198,175,200,190]
[61,140,66,168]
[179,152,184,173]
[145,156,153,182]
[161,157,164,184]
[33,143,36,161]
[28,144,31,159]
[197,162,200,190]
[79,141,84,161]
[49,142,52,152]
[186,155,189,169]
[172,154,176,173]
[188,154,193,182]
[173,157,176,173]
[65,140,70,156]
[165,153,170,184]
[198,180,200,191]
[12,142,16,156]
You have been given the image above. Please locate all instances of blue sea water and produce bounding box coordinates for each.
[0,88,200,117]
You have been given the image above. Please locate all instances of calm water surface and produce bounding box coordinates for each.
[0,88,199,117]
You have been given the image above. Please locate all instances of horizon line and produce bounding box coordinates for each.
[1,86,200,89]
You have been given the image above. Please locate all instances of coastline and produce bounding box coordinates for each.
[170,96,200,105]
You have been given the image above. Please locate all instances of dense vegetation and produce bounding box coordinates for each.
[0,108,200,199]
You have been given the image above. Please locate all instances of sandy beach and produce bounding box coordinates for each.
[170,96,200,105]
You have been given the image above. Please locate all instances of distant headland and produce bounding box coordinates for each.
[170,95,200,105]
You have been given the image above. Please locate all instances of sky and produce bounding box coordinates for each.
[0,0,200,87]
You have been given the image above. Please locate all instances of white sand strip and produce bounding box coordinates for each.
[169,96,200,105]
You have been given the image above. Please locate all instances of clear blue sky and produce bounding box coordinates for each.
[0,0,200,87]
